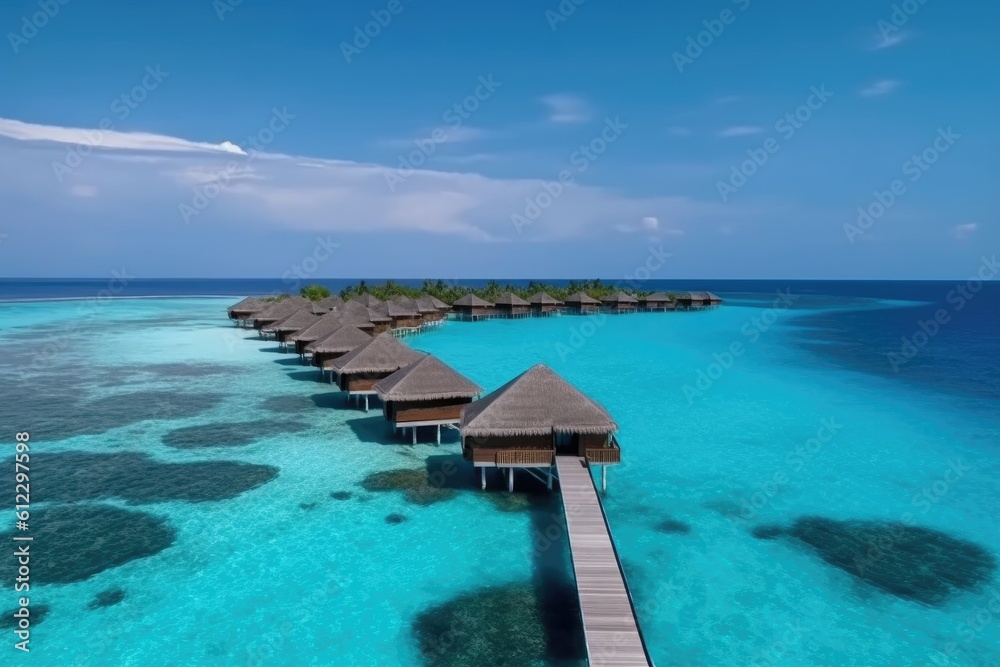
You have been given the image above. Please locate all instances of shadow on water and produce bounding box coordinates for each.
[271,357,305,367]
[23,451,279,504]
[284,370,329,383]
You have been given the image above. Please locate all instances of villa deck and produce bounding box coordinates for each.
[556,456,652,667]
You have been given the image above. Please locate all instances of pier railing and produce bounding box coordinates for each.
[495,449,555,467]
[585,436,621,465]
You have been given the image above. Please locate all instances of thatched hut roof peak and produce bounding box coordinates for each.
[329,333,425,374]
[527,291,563,305]
[493,292,530,307]
[564,291,601,305]
[374,355,483,402]
[460,363,617,437]
[602,290,638,303]
[453,293,494,307]
[305,323,371,354]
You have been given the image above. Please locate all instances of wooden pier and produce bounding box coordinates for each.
[556,456,653,667]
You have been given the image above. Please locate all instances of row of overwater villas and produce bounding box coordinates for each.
[226,295,623,490]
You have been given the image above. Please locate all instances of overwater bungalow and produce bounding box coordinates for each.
[286,311,344,357]
[251,296,310,332]
[676,291,723,310]
[601,291,639,314]
[328,333,425,411]
[316,295,344,310]
[641,292,675,312]
[386,298,423,330]
[452,294,495,321]
[460,363,621,491]
[564,291,601,315]
[227,296,267,326]
[263,304,327,347]
[374,355,483,444]
[306,324,372,379]
[528,291,564,316]
[414,295,444,324]
[365,304,394,334]
[493,292,531,319]
[428,295,451,316]
[338,300,382,334]
[353,294,383,309]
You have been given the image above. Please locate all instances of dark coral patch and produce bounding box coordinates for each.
[26,452,279,504]
[300,502,317,511]
[89,588,127,609]
[751,524,785,540]
[0,605,50,628]
[361,469,456,506]
[1,506,175,585]
[656,519,692,535]
[139,363,236,378]
[385,513,407,524]
[778,516,997,605]
[330,491,352,501]
[413,582,585,667]
[261,395,315,413]
[162,419,308,448]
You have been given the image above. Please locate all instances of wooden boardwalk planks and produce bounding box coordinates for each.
[556,456,653,667]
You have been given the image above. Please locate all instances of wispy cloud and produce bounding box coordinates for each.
[614,215,684,240]
[0,118,246,155]
[381,125,490,149]
[540,94,592,124]
[954,223,978,240]
[668,126,692,137]
[859,79,900,98]
[717,126,763,138]
[714,95,741,104]
[0,116,729,244]
[873,30,911,50]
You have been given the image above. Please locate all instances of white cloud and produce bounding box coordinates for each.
[954,223,978,240]
[615,216,684,239]
[540,94,592,124]
[0,116,728,243]
[0,118,246,155]
[859,80,900,97]
[70,184,98,197]
[668,126,692,137]
[717,126,763,138]
[873,30,910,50]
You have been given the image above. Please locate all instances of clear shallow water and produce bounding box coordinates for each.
[1,288,999,666]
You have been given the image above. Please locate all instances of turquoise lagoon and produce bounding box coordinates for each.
[1,294,998,666]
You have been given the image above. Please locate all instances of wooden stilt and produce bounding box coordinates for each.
[507,467,514,493]
[364,395,369,412]
[547,466,553,491]
[412,426,417,445]
[436,424,441,445]
[602,465,607,492]
[481,467,486,490]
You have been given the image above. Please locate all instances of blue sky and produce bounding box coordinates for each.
[0,0,995,279]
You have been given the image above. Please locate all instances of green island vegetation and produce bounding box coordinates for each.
[338,279,675,303]
[299,284,332,301]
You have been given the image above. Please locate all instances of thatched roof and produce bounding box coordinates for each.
[305,323,371,355]
[642,292,674,303]
[602,290,638,304]
[453,293,494,308]
[352,294,383,308]
[678,291,721,302]
[528,291,563,306]
[386,298,421,318]
[264,304,326,332]
[330,333,425,374]
[493,292,530,307]
[564,291,601,305]
[287,311,344,343]
[460,364,617,437]
[428,295,451,310]
[227,296,267,315]
[374,355,483,402]
[316,296,344,309]
[252,297,311,323]
[338,300,381,328]
[414,295,439,314]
